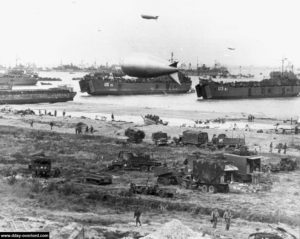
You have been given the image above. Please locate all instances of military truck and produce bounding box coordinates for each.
[28,156,60,178]
[152,131,168,146]
[182,152,238,193]
[181,130,209,146]
[223,153,261,182]
[129,183,175,198]
[108,151,161,171]
[218,136,246,149]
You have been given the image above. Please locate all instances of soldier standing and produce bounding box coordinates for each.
[269,142,273,153]
[223,209,232,231]
[211,208,219,228]
[134,207,142,227]
[283,143,287,154]
[50,122,54,130]
[278,144,282,154]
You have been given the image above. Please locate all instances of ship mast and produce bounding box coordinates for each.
[281,58,287,77]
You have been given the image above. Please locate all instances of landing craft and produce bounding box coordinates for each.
[141,14,159,20]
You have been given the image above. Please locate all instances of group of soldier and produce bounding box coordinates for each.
[75,125,94,134]
[211,208,232,231]
[133,207,232,231]
[269,142,287,154]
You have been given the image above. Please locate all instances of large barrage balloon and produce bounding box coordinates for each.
[121,54,178,78]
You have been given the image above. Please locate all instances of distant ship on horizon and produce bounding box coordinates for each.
[0,68,38,86]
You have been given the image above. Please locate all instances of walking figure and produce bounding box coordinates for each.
[211,208,219,229]
[269,142,273,153]
[278,144,282,153]
[50,122,54,130]
[30,121,33,127]
[90,125,94,134]
[54,110,57,117]
[85,126,89,134]
[111,113,114,121]
[283,143,287,154]
[63,110,66,117]
[223,209,232,231]
[134,207,142,227]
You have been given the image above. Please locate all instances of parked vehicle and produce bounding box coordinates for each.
[182,152,238,193]
[181,130,208,146]
[108,151,161,171]
[152,131,168,146]
[129,183,175,198]
[77,173,112,185]
[28,156,60,178]
[223,153,262,182]
[154,166,185,185]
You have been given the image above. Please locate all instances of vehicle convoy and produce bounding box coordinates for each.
[129,182,175,198]
[196,71,300,99]
[182,152,238,193]
[79,71,192,95]
[108,151,161,171]
[28,156,60,178]
[181,130,209,146]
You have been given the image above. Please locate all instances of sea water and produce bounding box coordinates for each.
[9,70,300,126]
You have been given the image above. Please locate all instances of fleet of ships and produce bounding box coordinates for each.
[1,59,300,105]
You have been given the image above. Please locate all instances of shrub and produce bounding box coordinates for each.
[30,179,43,193]
[7,175,17,185]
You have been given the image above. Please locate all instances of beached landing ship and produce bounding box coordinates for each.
[195,71,300,99]
[0,85,76,104]
[79,71,192,95]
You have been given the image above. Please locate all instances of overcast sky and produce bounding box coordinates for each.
[1,0,300,67]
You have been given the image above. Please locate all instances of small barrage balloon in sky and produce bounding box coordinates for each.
[141,14,159,20]
[227,47,235,51]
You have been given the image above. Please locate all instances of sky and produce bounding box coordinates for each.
[1,0,300,67]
